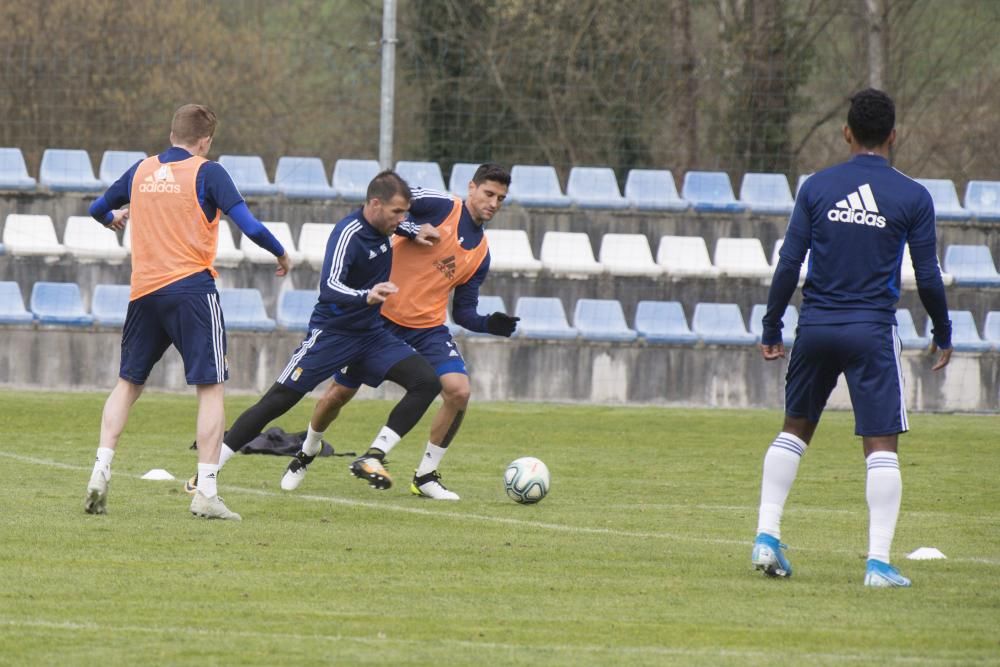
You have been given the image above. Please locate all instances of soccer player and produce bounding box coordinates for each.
[84,103,291,520]
[750,89,953,587]
[191,171,443,495]
[280,163,518,500]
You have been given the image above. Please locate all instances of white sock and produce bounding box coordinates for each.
[197,463,220,498]
[218,444,237,468]
[415,442,447,476]
[756,432,807,539]
[302,425,324,457]
[90,447,115,482]
[866,451,902,563]
[369,426,401,457]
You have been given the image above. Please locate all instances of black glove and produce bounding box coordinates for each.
[486,312,520,337]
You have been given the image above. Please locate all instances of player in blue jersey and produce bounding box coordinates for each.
[84,104,289,521]
[185,171,443,500]
[750,89,953,587]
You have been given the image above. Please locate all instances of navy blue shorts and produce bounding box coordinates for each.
[280,326,419,392]
[120,291,227,385]
[784,322,907,436]
[338,321,467,388]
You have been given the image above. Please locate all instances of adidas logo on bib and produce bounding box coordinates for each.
[826,183,886,228]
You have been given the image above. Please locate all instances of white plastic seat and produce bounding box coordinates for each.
[771,238,808,284]
[214,221,245,268]
[714,238,772,279]
[2,214,66,257]
[240,222,302,264]
[598,233,661,277]
[899,244,952,288]
[63,216,127,263]
[298,223,335,269]
[484,229,542,274]
[656,236,719,278]
[539,231,603,276]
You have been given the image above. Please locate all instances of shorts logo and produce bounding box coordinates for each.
[826,183,886,228]
[291,367,303,381]
[434,255,457,279]
[138,163,181,194]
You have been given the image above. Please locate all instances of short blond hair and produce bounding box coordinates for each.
[171,104,217,144]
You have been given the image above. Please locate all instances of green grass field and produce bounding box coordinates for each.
[0,389,997,666]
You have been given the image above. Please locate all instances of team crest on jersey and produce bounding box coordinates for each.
[434,254,457,279]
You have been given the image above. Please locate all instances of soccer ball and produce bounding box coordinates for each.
[504,457,550,504]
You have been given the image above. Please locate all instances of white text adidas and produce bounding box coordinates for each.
[826,183,886,228]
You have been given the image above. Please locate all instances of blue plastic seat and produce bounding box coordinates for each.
[915,178,970,220]
[566,167,627,209]
[449,163,479,197]
[681,171,747,213]
[507,165,571,208]
[219,288,276,331]
[276,289,318,331]
[275,157,335,199]
[30,282,93,327]
[943,245,1000,286]
[514,297,578,339]
[925,310,991,352]
[219,155,277,196]
[634,301,698,345]
[982,312,1000,349]
[99,150,146,186]
[395,161,447,192]
[749,304,798,345]
[739,173,794,215]
[0,148,37,190]
[623,169,688,211]
[691,303,756,345]
[457,295,507,337]
[0,281,34,324]
[896,308,929,350]
[333,159,381,201]
[963,181,1000,221]
[91,284,131,327]
[39,149,103,191]
[573,299,637,342]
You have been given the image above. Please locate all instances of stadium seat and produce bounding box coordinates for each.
[2,214,66,257]
[484,229,542,274]
[240,222,302,265]
[276,289,318,331]
[915,178,970,220]
[448,162,479,197]
[332,159,381,201]
[298,222,335,268]
[514,296,578,339]
[623,169,689,211]
[219,155,277,196]
[634,301,698,345]
[39,149,103,191]
[219,288,276,331]
[899,243,953,288]
[91,284,131,328]
[896,308,930,350]
[99,150,146,186]
[982,311,1000,349]
[691,303,756,345]
[213,220,245,268]
[456,295,507,337]
[739,173,795,215]
[0,147,37,190]
[795,173,811,196]
[942,245,1000,286]
[274,157,336,199]
[507,165,571,208]
[0,281,34,324]
[714,237,772,279]
[63,216,128,263]
[771,239,808,284]
[540,231,603,276]
[680,171,747,213]
[656,235,720,278]
[599,233,662,277]
[963,180,1000,221]
[749,304,799,345]
[566,167,627,209]
[925,310,991,352]
[395,160,447,192]
[573,299,637,342]
[30,282,93,327]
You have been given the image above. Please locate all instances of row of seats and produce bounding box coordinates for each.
[4,147,999,218]
[2,280,995,352]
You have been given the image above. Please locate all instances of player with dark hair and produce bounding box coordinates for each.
[280,163,519,500]
[84,103,291,520]
[751,88,952,586]
[187,171,444,498]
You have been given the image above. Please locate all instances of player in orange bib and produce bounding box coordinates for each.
[280,164,518,499]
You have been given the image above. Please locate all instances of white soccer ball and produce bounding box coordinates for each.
[504,456,550,504]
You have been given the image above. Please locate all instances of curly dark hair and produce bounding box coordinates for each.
[847,88,895,148]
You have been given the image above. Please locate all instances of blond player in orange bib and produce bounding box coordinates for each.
[280,164,518,499]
